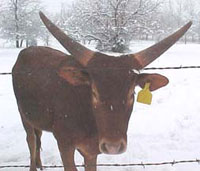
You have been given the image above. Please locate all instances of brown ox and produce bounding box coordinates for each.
[12,12,192,171]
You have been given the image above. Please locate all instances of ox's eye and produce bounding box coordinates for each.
[92,89,98,99]
[126,84,135,106]
[91,83,100,104]
[92,90,99,105]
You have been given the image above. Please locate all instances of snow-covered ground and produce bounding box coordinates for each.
[1,42,200,171]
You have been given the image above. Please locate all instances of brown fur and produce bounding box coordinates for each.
[12,12,191,171]
[12,46,168,171]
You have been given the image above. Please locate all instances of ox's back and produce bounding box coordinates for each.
[12,46,96,137]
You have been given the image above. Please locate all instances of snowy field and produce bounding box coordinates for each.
[1,42,200,171]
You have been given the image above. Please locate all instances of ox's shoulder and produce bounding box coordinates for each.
[13,46,77,73]
[16,46,72,66]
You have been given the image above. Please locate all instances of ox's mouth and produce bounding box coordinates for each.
[99,138,127,154]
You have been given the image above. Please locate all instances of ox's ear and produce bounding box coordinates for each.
[136,73,169,91]
[58,66,90,86]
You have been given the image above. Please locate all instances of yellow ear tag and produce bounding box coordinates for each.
[137,83,152,105]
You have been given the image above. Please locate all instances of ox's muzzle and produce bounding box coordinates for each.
[99,138,127,154]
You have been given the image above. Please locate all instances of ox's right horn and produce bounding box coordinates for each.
[39,11,94,66]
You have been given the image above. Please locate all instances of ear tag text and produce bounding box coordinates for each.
[137,83,152,105]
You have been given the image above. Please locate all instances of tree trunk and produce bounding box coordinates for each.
[16,40,19,48]
[192,35,194,43]
[46,36,49,46]
[198,34,200,43]
[16,35,20,48]
[20,40,24,47]
[184,35,187,44]
[145,34,148,40]
[26,39,29,48]
[14,0,20,48]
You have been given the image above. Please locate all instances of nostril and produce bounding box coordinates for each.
[105,143,121,154]
[119,142,125,153]
[99,141,126,154]
[100,142,108,153]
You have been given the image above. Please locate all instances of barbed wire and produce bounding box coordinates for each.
[1,66,200,169]
[0,159,200,169]
[143,65,200,70]
[1,65,200,76]
[0,72,11,75]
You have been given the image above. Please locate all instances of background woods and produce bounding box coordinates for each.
[0,0,200,51]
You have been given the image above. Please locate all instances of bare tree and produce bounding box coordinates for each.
[0,0,43,48]
[60,0,163,52]
[158,0,198,43]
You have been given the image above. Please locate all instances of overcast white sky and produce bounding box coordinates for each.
[42,0,74,12]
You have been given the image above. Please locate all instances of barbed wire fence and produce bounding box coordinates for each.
[1,65,200,169]
[1,65,200,76]
[0,159,200,169]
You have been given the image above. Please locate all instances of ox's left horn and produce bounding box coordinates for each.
[129,21,192,69]
[39,11,94,66]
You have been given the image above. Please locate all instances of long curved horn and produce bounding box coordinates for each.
[129,21,192,69]
[39,11,94,66]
